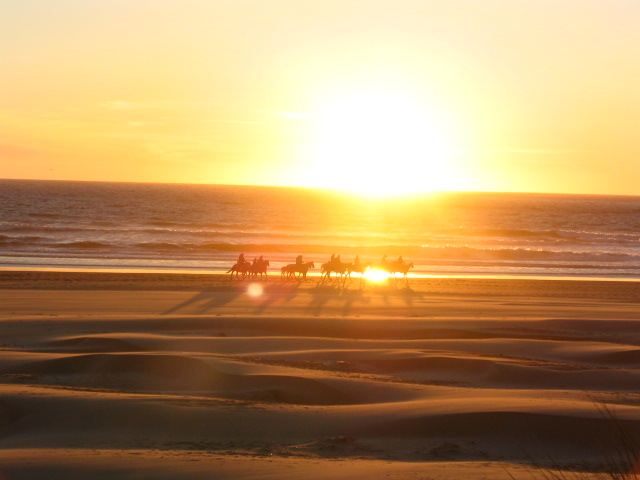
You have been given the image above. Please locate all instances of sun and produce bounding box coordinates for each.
[300,88,461,197]
[362,267,390,284]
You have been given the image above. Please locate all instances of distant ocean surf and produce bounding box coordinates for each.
[1,179,639,279]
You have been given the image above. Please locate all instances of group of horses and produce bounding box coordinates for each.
[227,257,270,280]
[227,255,414,283]
[319,257,414,283]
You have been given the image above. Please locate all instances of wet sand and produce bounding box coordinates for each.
[1,271,639,479]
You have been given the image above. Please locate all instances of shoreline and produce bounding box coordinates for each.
[2,269,640,304]
[2,265,640,284]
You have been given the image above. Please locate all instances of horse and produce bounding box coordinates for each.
[344,261,371,288]
[385,260,414,280]
[227,261,251,279]
[250,258,269,280]
[346,262,370,278]
[391,261,414,278]
[320,260,348,281]
[281,261,315,281]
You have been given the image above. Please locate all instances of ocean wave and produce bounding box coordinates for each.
[448,227,640,245]
[125,242,640,264]
[136,242,183,250]
[1,234,637,260]
[27,212,62,219]
[51,241,113,249]
[3,234,639,264]
[2,225,88,234]
[0,234,47,245]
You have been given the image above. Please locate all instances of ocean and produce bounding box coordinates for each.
[1,179,639,279]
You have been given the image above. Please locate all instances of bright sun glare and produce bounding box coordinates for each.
[362,267,390,283]
[302,89,460,197]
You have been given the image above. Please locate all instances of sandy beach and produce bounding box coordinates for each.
[0,271,639,478]
[4,0,640,476]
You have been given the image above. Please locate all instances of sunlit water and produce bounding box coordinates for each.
[1,179,639,279]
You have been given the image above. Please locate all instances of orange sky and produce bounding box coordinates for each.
[1,0,639,195]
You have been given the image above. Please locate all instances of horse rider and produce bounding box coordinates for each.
[252,257,258,267]
[397,256,404,266]
[295,254,303,265]
[353,255,361,268]
[238,253,246,265]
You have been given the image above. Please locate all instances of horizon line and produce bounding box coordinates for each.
[1,176,638,199]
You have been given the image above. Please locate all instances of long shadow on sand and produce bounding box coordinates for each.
[161,281,424,316]
[253,283,302,313]
[307,285,369,316]
[306,284,425,316]
[163,289,244,315]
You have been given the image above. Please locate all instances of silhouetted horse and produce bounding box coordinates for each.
[384,259,414,280]
[321,259,349,282]
[281,261,315,281]
[346,262,370,278]
[250,258,270,280]
[389,262,414,278]
[228,261,251,279]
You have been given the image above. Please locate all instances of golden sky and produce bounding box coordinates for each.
[1,0,639,195]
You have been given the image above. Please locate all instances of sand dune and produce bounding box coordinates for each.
[4,353,361,405]
[0,448,583,480]
[1,272,639,478]
[243,349,640,390]
[43,336,149,353]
